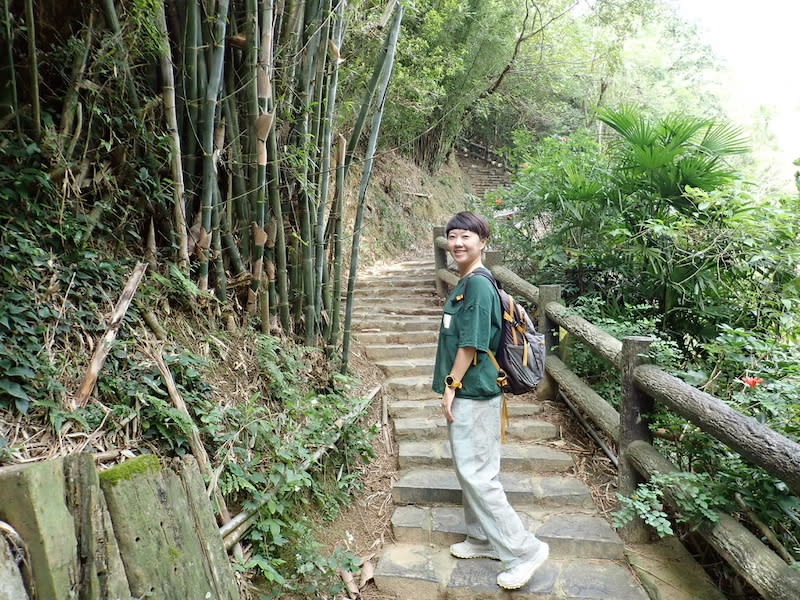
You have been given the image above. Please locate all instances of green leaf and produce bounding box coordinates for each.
[0,379,31,401]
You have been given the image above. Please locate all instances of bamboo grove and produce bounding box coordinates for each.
[1,0,403,370]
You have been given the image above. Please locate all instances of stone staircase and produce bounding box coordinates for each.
[352,259,650,600]
[455,150,511,198]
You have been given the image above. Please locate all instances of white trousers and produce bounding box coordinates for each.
[448,394,542,568]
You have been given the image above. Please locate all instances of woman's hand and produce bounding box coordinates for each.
[441,386,456,423]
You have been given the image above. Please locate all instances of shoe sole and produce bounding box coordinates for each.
[496,545,549,590]
[450,550,500,560]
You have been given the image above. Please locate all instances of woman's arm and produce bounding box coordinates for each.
[441,346,477,423]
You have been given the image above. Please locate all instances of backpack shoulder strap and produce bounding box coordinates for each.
[468,267,501,292]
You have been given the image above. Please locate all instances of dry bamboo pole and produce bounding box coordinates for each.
[197,0,230,291]
[23,0,40,141]
[73,263,148,409]
[98,0,139,109]
[152,349,243,559]
[156,0,190,270]
[341,1,403,372]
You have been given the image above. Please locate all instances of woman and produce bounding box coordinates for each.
[432,211,549,590]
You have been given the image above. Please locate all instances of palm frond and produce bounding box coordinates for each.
[697,121,750,156]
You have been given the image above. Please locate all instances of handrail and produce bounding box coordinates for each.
[432,227,800,600]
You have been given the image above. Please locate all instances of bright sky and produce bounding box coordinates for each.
[673,0,800,190]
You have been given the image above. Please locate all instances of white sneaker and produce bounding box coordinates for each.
[496,542,549,590]
[449,537,500,560]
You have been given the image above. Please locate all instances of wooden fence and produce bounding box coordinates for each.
[433,228,800,600]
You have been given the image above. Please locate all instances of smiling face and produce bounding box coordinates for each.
[447,228,486,275]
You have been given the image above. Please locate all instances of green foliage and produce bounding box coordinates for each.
[490,109,800,343]
[614,471,723,537]
[192,334,376,596]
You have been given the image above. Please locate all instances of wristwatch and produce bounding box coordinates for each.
[445,375,463,389]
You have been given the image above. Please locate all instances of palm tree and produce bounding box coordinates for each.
[597,105,749,216]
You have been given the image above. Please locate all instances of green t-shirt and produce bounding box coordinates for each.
[432,270,503,400]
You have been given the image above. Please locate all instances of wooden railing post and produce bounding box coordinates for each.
[619,335,655,543]
[433,226,447,297]
[536,284,561,402]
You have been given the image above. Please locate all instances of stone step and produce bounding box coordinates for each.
[374,358,435,379]
[351,317,440,332]
[356,330,438,345]
[384,376,438,400]
[361,261,435,276]
[398,440,573,473]
[357,276,436,288]
[374,544,648,600]
[394,416,557,442]
[352,296,440,309]
[353,287,438,300]
[365,343,438,361]
[352,306,442,319]
[390,506,622,560]
[393,468,594,510]
[389,399,543,420]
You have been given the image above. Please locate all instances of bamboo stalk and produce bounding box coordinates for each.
[243,0,261,225]
[2,0,21,137]
[314,0,343,332]
[23,0,40,141]
[267,119,291,330]
[326,134,346,348]
[98,0,139,108]
[181,0,200,193]
[73,263,148,408]
[59,12,92,158]
[197,0,231,291]
[222,50,251,258]
[156,0,190,270]
[341,2,403,372]
[297,0,323,344]
[246,112,274,314]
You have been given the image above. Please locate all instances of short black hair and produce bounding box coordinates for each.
[446,211,490,239]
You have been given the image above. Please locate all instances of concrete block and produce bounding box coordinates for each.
[99,455,238,600]
[0,459,77,599]
[64,454,131,599]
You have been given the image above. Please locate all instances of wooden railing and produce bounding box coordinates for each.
[457,138,509,170]
[433,228,800,600]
